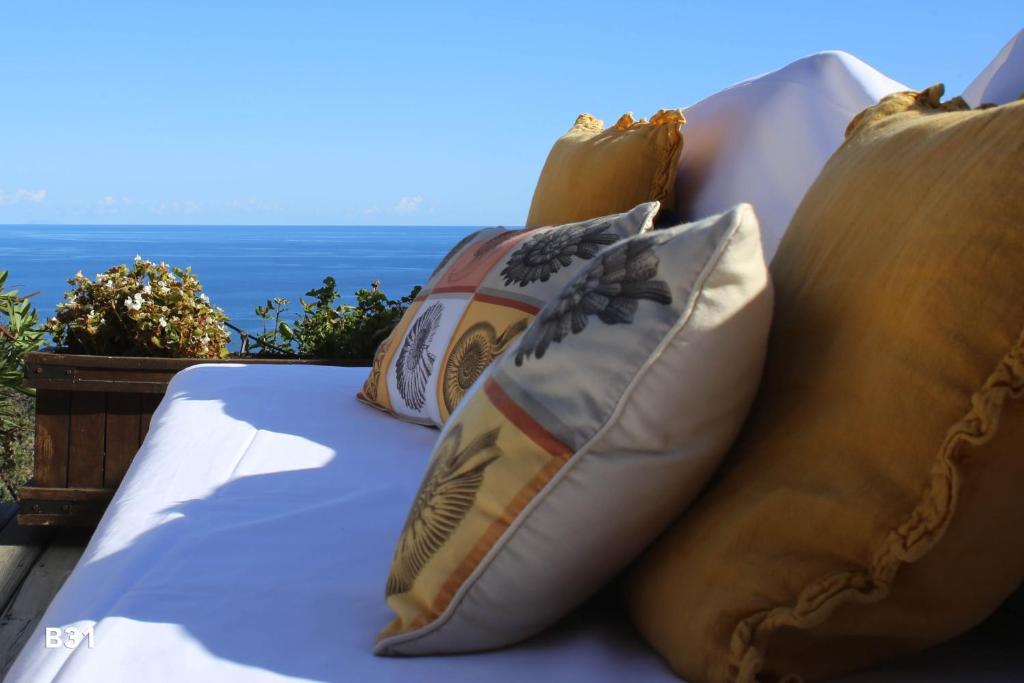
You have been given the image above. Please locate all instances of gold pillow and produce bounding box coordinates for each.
[624,86,1024,683]
[526,110,685,227]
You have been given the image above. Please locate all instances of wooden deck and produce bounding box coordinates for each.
[0,503,88,677]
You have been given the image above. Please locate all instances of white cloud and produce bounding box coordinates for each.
[225,198,280,213]
[360,195,425,217]
[0,188,47,206]
[154,200,202,215]
[395,195,424,213]
[18,189,46,203]
[95,196,140,213]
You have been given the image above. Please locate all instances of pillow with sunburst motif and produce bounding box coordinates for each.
[374,203,772,655]
[357,202,658,427]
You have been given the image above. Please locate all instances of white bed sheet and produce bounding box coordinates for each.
[6,364,678,683]
[6,365,1022,683]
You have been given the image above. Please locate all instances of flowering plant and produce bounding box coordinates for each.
[289,277,419,359]
[238,278,418,360]
[47,257,230,358]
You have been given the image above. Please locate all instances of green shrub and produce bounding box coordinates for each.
[236,297,294,357]
[0,270,45,500]
[48,257,230,358]
[240,278,419,359]
[0,270,46,393]
[0,389,34,501]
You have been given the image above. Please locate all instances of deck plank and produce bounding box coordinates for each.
[0,531,86,676]
[0,505,50,613]
[0,505,17,532]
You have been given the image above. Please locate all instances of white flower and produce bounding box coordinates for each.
[49,317,58,324]
[134,254,142,262]
[142,284,152,295]
[124,293,145,312]
[75,270,84,279]
[199,293,209,302]
[159,317,167,328]
[95,273,106,281]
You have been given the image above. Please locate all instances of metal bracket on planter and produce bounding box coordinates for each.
[17,487,114,526]
[29,363,77,382]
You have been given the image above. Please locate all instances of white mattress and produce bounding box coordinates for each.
[7,365,1022,683]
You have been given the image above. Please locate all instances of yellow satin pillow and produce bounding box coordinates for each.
[526,110,685,227]
[625,86,1024,682]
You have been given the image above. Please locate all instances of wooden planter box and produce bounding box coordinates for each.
[20,351,370,527]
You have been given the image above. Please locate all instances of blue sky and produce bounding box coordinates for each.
[1,1,1020,226]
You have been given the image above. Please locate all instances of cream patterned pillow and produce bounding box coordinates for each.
[358,202,658,426]
[376,204,773,655]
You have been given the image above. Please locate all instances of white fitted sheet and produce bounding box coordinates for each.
[6,365,1022,682]
[6,365,677,683]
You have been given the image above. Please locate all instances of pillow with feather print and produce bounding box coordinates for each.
[357,201,658,427]
[375,203,772,655]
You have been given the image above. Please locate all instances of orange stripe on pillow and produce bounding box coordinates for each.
[484,379,572,457]
[429,285,480,295]
[472,292,541,314]
[429,457,565,620]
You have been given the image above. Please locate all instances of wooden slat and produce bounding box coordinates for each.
[17,486,112,526]
[0,532,85,676]
[32,391,70,488]
[103,393,140,489]
[15,515,102,528]
[17,488,112,503]
[26,351,197,371]
[0,511,52,615]
[67,392,106,489]
[24,352,370,392]
[138,393,163,443]
[26,350,370,370]
[0,505,18,531]
[25,376,176,394]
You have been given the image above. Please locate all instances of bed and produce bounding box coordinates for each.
[4,364,1021,682]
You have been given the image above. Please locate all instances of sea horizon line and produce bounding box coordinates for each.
[0,223,502,229]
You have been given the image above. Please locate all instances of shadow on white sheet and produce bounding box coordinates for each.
[4,365,676,683]
[5,365,1023,683]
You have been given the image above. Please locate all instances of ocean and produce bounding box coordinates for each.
[0,225,479,349]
